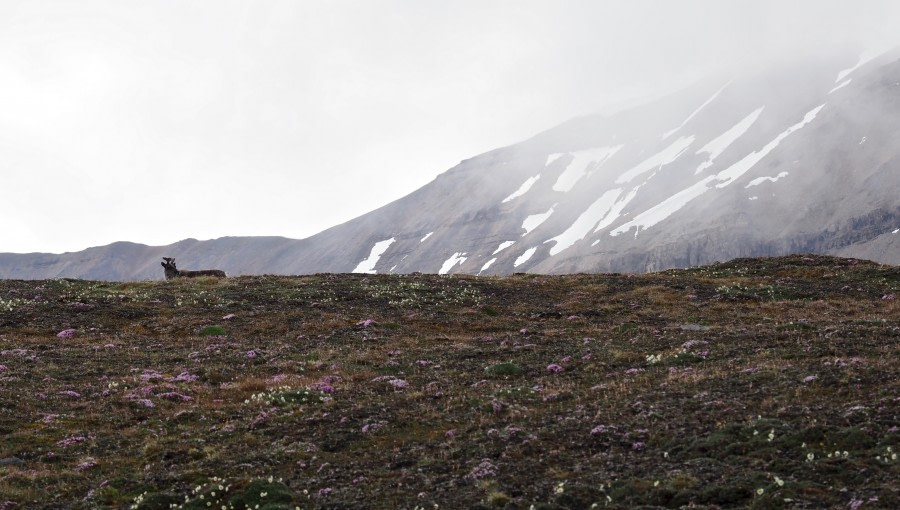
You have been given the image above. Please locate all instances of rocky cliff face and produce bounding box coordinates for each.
[2,48,899,280]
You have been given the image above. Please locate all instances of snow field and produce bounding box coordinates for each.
[439,252,467,275]
[521,206,556,236]
[502,175,540,203]
[352,238,396,274]
[609,104,825,238]
[695,107,764,174]
[551,146,623,192]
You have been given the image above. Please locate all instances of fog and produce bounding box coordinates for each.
[1,0,899,253]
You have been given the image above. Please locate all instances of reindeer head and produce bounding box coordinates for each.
[161,257,179,279]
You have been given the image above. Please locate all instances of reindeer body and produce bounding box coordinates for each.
[161,258,226,279]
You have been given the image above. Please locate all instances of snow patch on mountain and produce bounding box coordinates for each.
[514,247,537,267]
[551,146,623,192]
[493,241,516,254]
[714,104,825,188]
[420,232,434,243]
[836,50,882,82]
[352,238,396,274]
[615,136,695,184]
[746,171,789,187]
[611,177,716,237]
[611,104,826,237]
[662,81,730,139]
[544,188,622,256]
[545,153,565,166]
[829,79,852,94]
[479,258,497,273]
[545,189,622,256]
[522,206,556,236]
[594,188,639,232]
[439,252,467,275]
[503,175,541,203]
[695,107,764,174]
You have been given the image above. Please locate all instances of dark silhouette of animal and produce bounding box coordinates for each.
[161,257,226,279]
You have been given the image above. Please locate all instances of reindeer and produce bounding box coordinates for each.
[161,257,226,279]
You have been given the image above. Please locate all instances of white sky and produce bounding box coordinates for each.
[2,0,899,253]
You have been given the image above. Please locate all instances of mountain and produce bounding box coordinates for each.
[2,48,900,280]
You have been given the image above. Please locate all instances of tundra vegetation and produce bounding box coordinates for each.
[0,255,897,509]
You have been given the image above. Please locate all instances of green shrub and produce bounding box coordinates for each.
[485,362,523,377]
[200,325,226,336]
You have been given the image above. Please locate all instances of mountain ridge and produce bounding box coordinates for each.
[2,48,899,280]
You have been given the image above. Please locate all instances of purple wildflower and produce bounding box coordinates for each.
[168,371,198,383]
[803,375,817,383]
[883,294,896,301]
[57,435,87,448]
[356,319,376,327]
[139,370,163,381]
[267,374,289,384]
[75,460,98,472]
[318,487,332,497]
[313,382,335,393]
[445,428,457,439]
[467,459,498,480]
[388,378,409,390]
[158,392,192,402]
[250,411,270,429]
[361,422,384,434]
[682,339,709,350]
[60,390,81,398]
[590,425,610,436]
[56,329,76,338]
[0,364,6,371]
[547,363,564,373]
[222,313,236,320]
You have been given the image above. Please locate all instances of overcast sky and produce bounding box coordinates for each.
[2,0,899,254]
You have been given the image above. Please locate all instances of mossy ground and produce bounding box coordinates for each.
[0,254,897,509]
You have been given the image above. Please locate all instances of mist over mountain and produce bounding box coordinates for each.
[2,48,899,281]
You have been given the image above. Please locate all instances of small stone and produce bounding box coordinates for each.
[0,456,24,467]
